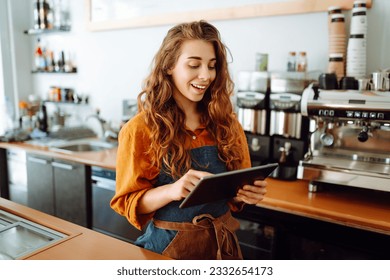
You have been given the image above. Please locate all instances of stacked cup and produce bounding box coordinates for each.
[327,6,342,26]
[327,6,346,82]
[346,0,368,79]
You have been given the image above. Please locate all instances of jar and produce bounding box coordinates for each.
[287,51,296,72]
[255,53,268,71]
[296,52,307,72]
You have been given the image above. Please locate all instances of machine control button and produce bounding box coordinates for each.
[354,111,361,118]
[329,110,335,116]
[369,112,377,118]
[377,113,384,119]
[362,112,369,118]
[346,111,354,117]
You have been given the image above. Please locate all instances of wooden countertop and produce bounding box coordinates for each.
[262,178,390,235]
[1,141,390,236]
[0,198,170,260]
[0,141,117,170]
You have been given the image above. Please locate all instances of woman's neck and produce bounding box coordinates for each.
[177,102,199,131]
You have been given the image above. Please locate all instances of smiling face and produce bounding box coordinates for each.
[168,39,217,109]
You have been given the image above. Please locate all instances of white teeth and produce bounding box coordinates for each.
[192,84,206,89]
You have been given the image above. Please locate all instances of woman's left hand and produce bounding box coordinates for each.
[234,180,267,205]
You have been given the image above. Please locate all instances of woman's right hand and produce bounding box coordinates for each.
[137,169,212,214]
[169,169,212,201]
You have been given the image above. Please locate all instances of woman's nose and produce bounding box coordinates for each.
[198,66,211,81]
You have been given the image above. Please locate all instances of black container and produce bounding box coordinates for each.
[340,76,359,90]
[37,103,48,132]
[319,73,339,90]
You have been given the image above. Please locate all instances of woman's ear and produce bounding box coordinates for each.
[166,68,172,75]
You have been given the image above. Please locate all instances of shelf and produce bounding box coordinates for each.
[24,27,71,35]
[31,69,77,74]
[43,100,88,105]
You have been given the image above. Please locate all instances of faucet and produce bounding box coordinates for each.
[86,109,118,142]
[104,129,118,142]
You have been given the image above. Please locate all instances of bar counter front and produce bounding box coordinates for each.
[0,142,389,259]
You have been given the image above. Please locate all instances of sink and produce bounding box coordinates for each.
[0,210,67,259]
[49,139,117,154]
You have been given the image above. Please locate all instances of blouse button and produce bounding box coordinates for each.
[192,135,196,140]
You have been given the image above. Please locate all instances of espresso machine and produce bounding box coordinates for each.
[236,71,271,166]
[298,84,390,192]
[268,73,312,180]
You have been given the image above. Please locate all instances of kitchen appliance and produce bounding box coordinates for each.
[298,84,390,192]
[6,149,27,206]
[237,71,269,135]
[236,71,271,166]
[91,166,143,243]
[269,74,311,139]
[268,73,312,180]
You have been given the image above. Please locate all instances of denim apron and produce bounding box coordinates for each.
[134,145,242,259]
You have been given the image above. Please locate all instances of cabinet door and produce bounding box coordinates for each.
[52,160,91,227]
[26,154,55,215]
[7,149,28,205]
[0,148,9,199]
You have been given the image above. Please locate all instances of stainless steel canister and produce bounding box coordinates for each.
[236,71,269,135]
[238,107,267,135]
[269,111,302,139]
[269,93,302,139]
[237,91,268,134]
[371,71,390,91]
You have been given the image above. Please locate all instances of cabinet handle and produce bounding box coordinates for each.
[27,157,49,165]
[51,161,75,170]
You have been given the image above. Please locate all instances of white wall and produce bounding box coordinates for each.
[9,0,390,124]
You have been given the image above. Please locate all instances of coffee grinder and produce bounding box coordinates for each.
[236,71,271,166]
[268,72,312,180]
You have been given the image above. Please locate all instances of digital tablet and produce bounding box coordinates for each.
[179,163,279,209]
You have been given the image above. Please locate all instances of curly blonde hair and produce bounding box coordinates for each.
[138,20,243,179]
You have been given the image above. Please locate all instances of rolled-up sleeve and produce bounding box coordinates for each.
[110,113,159,230]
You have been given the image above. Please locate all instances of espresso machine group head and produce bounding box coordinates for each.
[298,84,390,192]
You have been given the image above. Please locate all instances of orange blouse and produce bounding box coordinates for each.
[110,111,251,230]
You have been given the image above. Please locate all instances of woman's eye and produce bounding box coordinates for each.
[189,65,199,69]
[208,65,216,70]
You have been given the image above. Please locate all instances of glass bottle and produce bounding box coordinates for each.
[34,38,44,71]
[33,0,41,29]
[37,102,48,132]
[296,51,307,72]
[287,51,296,72]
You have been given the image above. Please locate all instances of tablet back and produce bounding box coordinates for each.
[179,163,278,208]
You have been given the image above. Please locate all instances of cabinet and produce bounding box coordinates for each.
[6,149,28,206]
[91,166,144,243]
[26,153,91,227]
[234,205,390,260]
[0,149,9,199]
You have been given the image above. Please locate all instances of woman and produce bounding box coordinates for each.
[111,20,267,260]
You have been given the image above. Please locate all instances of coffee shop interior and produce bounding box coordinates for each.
[0,0,389,260]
